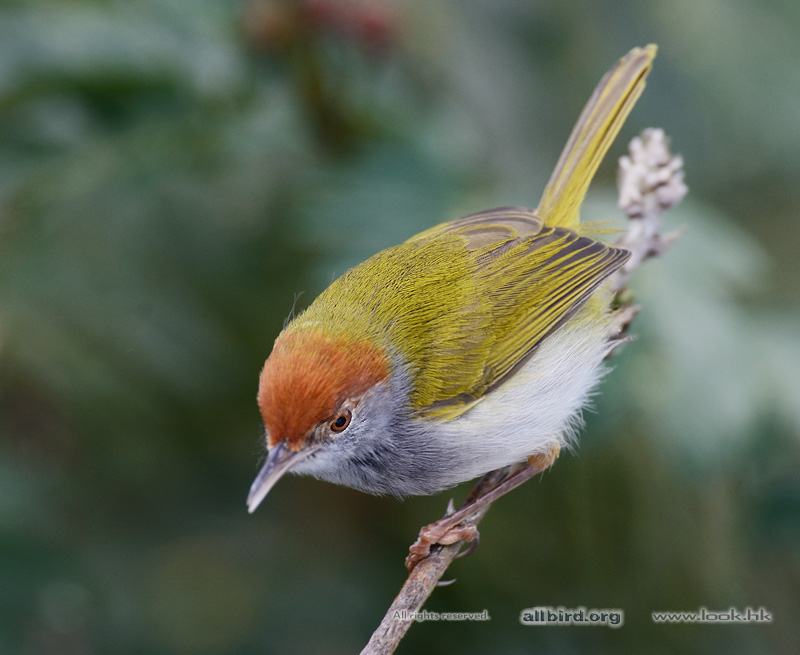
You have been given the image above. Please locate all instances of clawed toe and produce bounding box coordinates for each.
[405,520,479,571]
[405,448,561,571]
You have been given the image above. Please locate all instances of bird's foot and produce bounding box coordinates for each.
[405,442,561,571]
[405,501,480,571]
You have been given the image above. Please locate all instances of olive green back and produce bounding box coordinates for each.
[288,208,627,419]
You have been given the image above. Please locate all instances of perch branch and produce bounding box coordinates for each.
[360,467,512,655]
[361,128,686,655]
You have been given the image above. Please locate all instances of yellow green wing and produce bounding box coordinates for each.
[411,207,628,418]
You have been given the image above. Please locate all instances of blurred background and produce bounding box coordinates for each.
[1,1,799,653]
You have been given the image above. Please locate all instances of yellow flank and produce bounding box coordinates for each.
[537,45,656,229]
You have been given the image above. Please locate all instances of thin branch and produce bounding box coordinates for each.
[360,540,465,655]
[361,128,687,655]
[360,467,515,655]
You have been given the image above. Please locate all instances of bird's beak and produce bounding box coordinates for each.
[247,440,320,514]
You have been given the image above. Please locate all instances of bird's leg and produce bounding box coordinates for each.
[405,442,561,570]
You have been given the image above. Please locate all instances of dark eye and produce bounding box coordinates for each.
[330,409,352,433]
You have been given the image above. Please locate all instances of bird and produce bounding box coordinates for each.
[247,45,656,555]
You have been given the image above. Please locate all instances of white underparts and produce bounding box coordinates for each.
[413,301,615,488]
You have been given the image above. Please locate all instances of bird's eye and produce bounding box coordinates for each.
[330,409,352,433]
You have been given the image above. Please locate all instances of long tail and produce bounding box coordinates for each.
[537,45,657,229]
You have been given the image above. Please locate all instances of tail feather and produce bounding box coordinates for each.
[537,45,657,229]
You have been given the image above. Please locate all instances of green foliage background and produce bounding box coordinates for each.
[1,1,799,653]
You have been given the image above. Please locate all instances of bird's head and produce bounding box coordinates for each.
[247,329,391,512]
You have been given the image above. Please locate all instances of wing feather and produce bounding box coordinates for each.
[414,208,628,418]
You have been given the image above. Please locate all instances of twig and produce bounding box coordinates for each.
[360,467,514,655]
[361,129,686,655]
[360,541,465,655]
